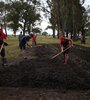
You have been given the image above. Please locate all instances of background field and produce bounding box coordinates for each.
[6,36,90,61]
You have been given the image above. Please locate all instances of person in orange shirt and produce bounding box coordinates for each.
[60,34,73,64]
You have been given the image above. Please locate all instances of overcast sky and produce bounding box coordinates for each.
[83,0,90,7]
[83,0,90,11]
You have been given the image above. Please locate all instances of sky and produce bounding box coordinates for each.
[83,0,90,8]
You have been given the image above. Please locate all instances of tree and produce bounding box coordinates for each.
[45,0,88,42]
[42,31,48,36]
[0,1,8,36]
[5,0,41,36]
[6,1,22,36]
[32,27,42,34]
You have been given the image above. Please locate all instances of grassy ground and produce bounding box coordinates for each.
[74,37,90,47]
[6,36,21,61]
[6,35,90,61]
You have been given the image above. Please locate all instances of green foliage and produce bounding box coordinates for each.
[86,32,90,36]
[0,1,4,10]
[42,32,48,36]
[45,0,88,40]
[2,0,41,36]
[32,27,42,33]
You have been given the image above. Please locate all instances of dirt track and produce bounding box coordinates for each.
[0,43,90,99]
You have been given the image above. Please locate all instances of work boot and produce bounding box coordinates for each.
[1,58,8,66]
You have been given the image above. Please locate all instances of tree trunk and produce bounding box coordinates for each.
[66,31,69,37]
[52,28,56,38]
[56,0,62,38]
[13,30,16,37]
[70,32,73,39]
[81,29,85,44]
[23,21,26,36]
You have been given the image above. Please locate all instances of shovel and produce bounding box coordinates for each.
[0,43,4,53]
[51,45,72,59]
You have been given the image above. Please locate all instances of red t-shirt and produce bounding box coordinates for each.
[59,35,65,46]
[0,28,6,41]
[0,32,6,41]
[32,35,36,41]
[0,32,6,47]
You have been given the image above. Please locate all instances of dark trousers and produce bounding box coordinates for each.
[1,48,5,57]
[19,43,26,50]
[0,47,7,64]
[32,40,37,45]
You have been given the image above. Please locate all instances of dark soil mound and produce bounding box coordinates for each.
[0,44,90,90]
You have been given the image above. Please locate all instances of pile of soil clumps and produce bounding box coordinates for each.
[0,44,90,90]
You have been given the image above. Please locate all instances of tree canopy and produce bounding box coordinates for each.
[0,0,90,43]
[0,0,41,36]
[43,0,89,43]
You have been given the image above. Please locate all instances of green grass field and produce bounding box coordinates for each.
[6,36,90,61]
[6,36,21,61]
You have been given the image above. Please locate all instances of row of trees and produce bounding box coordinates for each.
[45,0,90,43]
[0,0,90,44]
[0,0,42,36]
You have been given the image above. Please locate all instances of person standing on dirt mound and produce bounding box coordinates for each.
[60,34,73,64]
[0,24,8,66]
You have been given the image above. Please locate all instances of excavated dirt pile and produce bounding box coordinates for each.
[0,43,90,91]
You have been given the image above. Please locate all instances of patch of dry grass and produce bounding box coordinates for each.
[6,36,90,61]
[73,37,90,47]
[6,36,21,61]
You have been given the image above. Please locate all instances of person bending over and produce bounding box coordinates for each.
[0,25,8,66]
[60,34,73,64]
[19,35,32,50]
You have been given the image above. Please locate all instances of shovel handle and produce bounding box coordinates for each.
[51,46,72,59]
[0,43,4,53]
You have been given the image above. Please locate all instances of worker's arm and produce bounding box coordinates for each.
[66,38,73,47]
[60,43,64,52]
[69,39,73,47]
[26,41,30,47]
[26,43,29,46]
[3,39,8,46]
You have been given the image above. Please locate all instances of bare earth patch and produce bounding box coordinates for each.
[0,43,90,100]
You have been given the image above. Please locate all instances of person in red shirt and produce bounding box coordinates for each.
[60,34,73,64]
[31,34,37,45]
[0,25,7,66]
